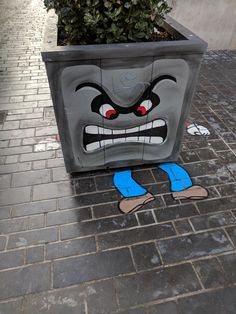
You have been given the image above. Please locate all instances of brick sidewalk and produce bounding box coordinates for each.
[0,0,236,313]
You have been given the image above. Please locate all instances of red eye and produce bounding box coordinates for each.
[99,104,118,119]
[136,100,152,116]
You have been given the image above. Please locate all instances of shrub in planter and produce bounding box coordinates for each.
[42,0,207,174]
[43,0,172,44]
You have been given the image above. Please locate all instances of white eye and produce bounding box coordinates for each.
[99,104,118,119]
[136,100,152,116]
[140,100,152,110]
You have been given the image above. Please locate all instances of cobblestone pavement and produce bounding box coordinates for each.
[1,0,236,313]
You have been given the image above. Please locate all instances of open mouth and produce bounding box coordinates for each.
[83,119,167,152]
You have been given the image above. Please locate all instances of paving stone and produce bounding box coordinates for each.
[20,150,56,162]
[226,225,236,246]
[35,126,58,136]
[0,146,32,156]
[184,160,232,178]
[162,194,180,206]
[0,249,24,270]
[61,214,138,240]
[218,253,236,284]
[33,160,46,170]
[52,166,69,181]
[46,237,96,260]
[131,242,161,271]
[208,139,229,151]
[12,199,57,217]
[227,163,236,177]
[0,186,31,206]
[61,192,120,210]
[114,263,201,308]
[193,257,227,288]
[132,169,155,184]
[26,246,44,263]
[157,230,233,264]
[0,128,34,140]
[190,212,236,230]
[181,150,200,163]
[116,308,146,314]
[137,211,155,225]
[155,203,199,222]
[33,182,73,201]
[46,207,92,226]
[196,195,236,214]
[147,301,178,314]
[0,236,6,251]
[0,217,29,234]
[0,161,32,174]
[0,263,51,300]
[216,183,236,196]
[53,248,135,288]
[74,177,96,194]
[22,279,117,314]
[12,169,51,187]
[97,223,175,250]
[174,219,193,234]
[0,206,11,220]
[178,286,236,314]
[28,214,45,229]
[147,182,170,195]
[8,227,58,249]
[93,202,119,218]
[5,154,18,164]
[197,148,218,160]
[47,157,65,168]
[0,300,23,314]
[217,151,236,163]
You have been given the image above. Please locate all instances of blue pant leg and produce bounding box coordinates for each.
[113,170,147,198]
[158,163,193,192]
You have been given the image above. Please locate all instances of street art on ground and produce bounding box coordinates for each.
[113,123,210,213]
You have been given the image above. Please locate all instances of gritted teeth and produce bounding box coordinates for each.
[85,119,166,135]
[86,136,164,151]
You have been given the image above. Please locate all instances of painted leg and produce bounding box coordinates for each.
[158,163,208,200]
[113,170,154,213]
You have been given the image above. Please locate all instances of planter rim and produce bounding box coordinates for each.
[42,11,207,61]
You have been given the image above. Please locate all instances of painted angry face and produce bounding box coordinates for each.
[61,58,189,169]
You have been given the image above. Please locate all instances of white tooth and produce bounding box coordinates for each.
[150,137,164,144]
[126,137,138,142]
[153,119,165,127]
[126,127,139,133]
[146,122,153,130]
[114,138,126,143]
[86,142,100,151]
[113,129,125,134]
[104,139,113,145]
[100,139,113,147]
[98,127,104,134]
[85,125,98,134]
[103,128,112,134]
[139,124,146,131]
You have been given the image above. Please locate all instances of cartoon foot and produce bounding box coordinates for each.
[172,185,208,200]
[118,192,155,214]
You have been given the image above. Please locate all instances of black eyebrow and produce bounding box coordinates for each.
[150,75,177,90]
[75,82,103,93]
[75,75,176,93]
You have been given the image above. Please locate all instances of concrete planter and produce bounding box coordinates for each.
[41,11,207,173]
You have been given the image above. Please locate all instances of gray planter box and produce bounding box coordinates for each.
[41,11,207,173]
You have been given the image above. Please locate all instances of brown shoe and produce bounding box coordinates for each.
[118,193,155,214]
[172,185,208,200]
